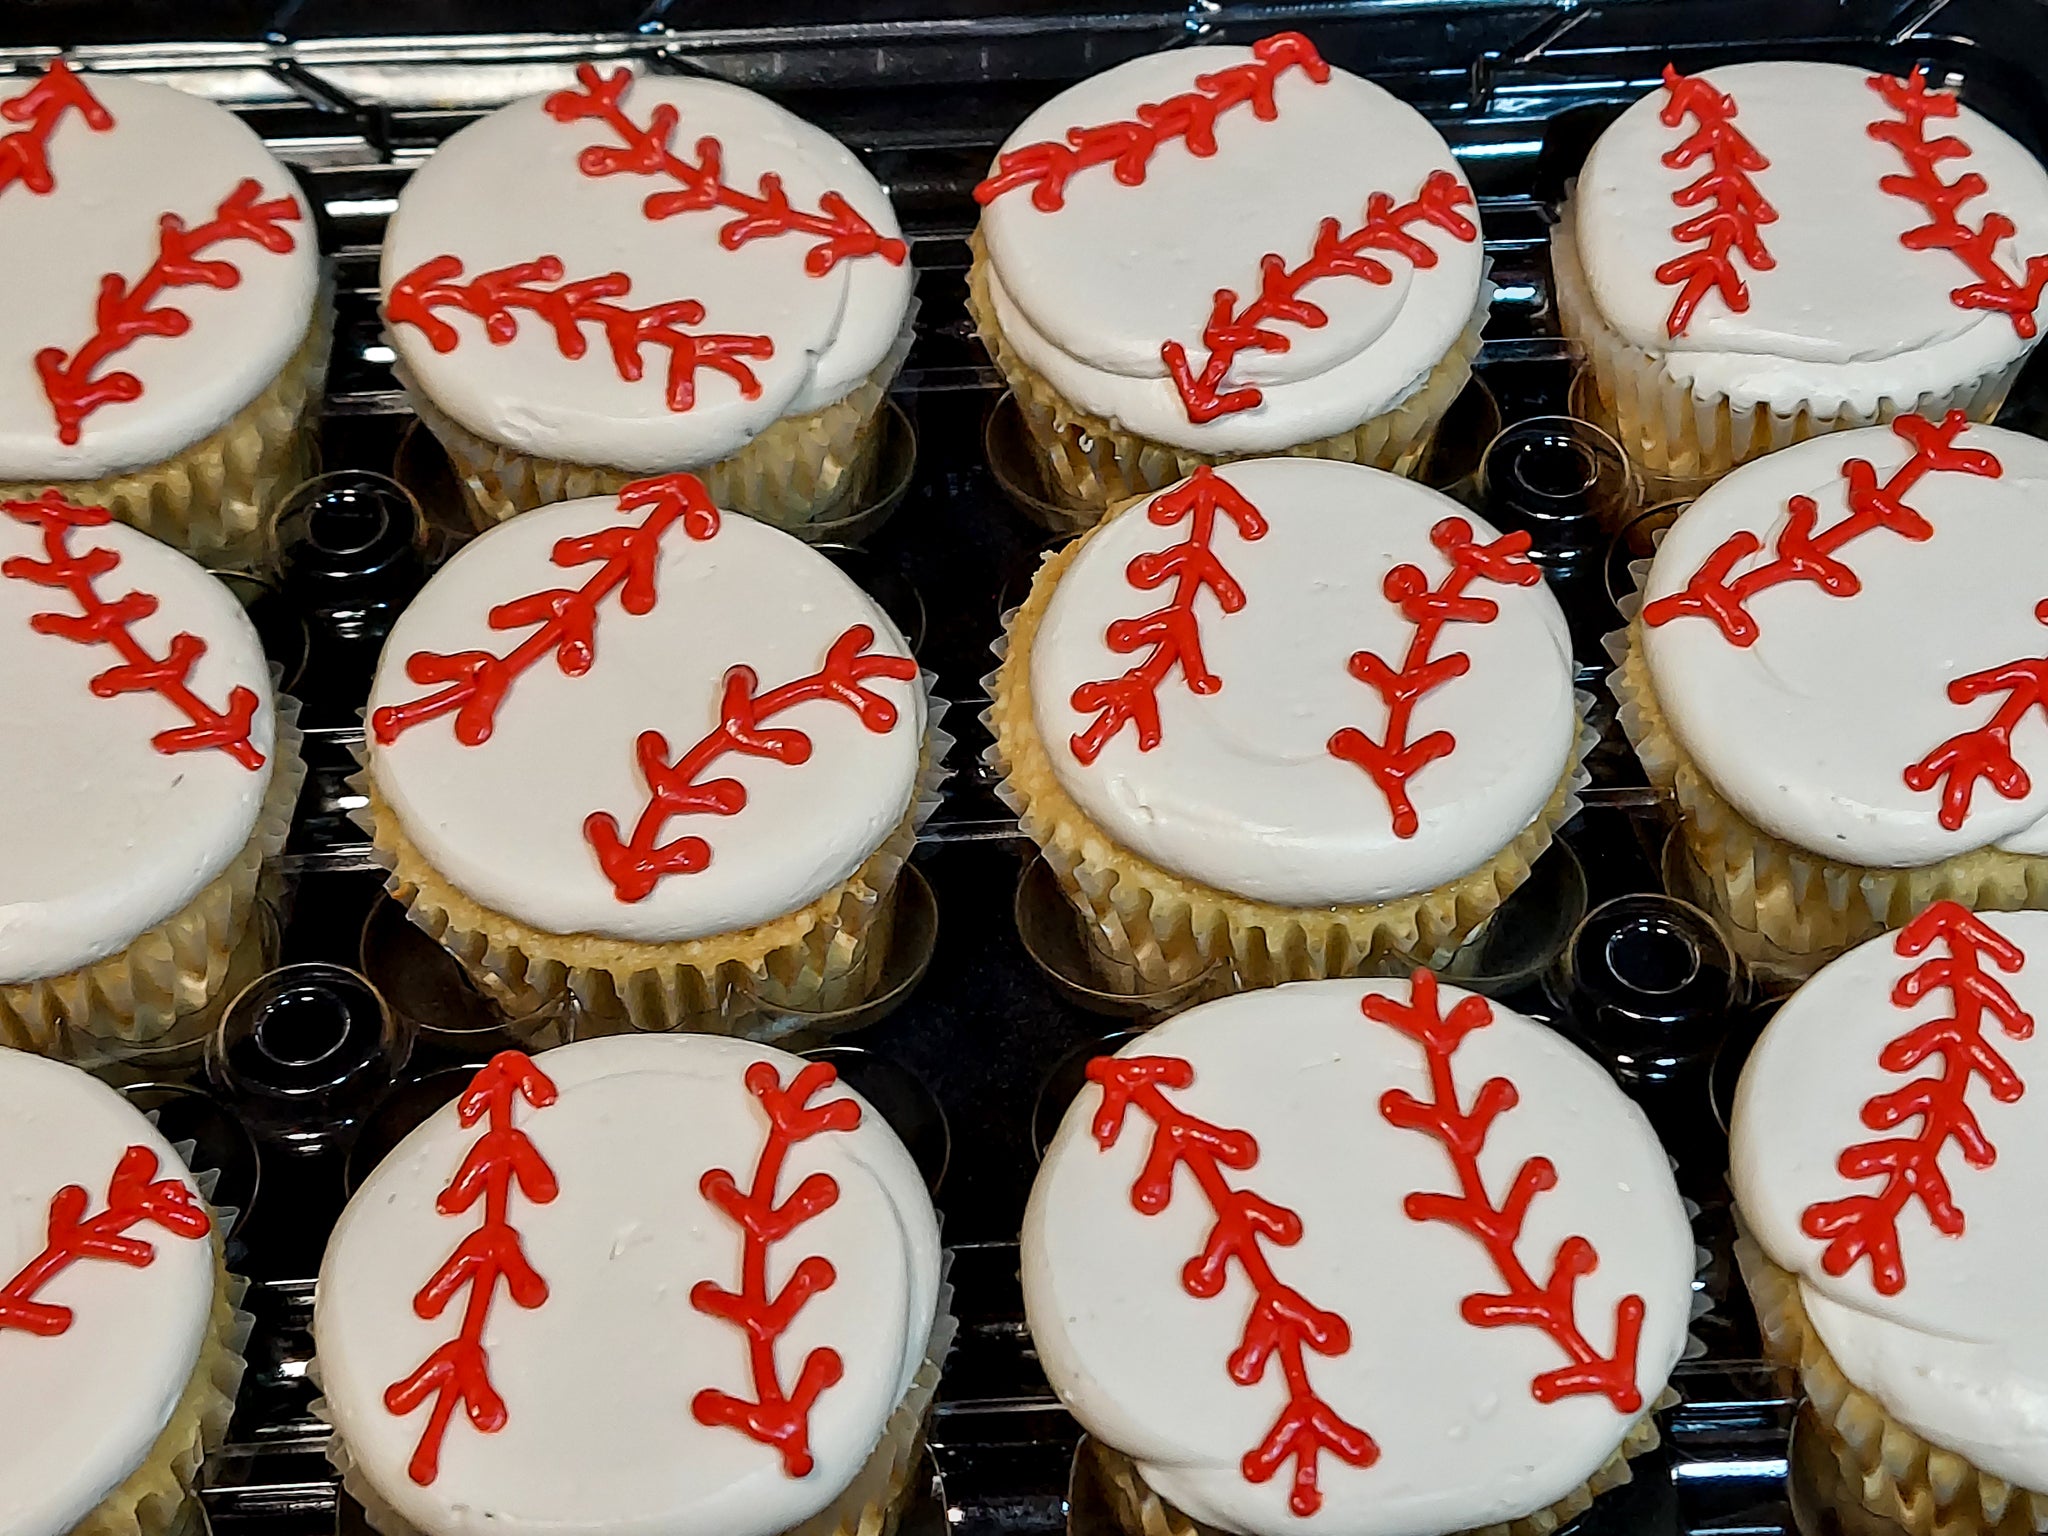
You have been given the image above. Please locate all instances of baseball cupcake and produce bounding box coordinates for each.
[969,33,1490,517]
[1557,61,2048,486]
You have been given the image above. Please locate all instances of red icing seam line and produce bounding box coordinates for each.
[1641,410,2000,647]
[35,178,302,447]
[1087,1053,1377,1515]
[1654,66,1778,339]
[0,60,113,199]
[690,1060,863,1476]
[384,1051,561,1486]
[973,32,1329,211]
[0,1145,210,1338]
[1905,600,2048,830]
[1800,902,2033,1295]
[584,622,918,902]
[542,65,906,277]
[2,490,265,770]
[1327,516,1540,839]
[1067,465,1270,765]
[386,254,774,413]
[370,472,722,748]
[1868,70,2048,340]
[1161,169,1478,424]
[1368,972,1646,1411]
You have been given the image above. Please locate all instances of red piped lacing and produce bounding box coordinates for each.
[1906,599,2048,831]
[1086,1053,1378,1516]
[1868,70,2048,341]
[383,1051,560,1486]
[1800,902,2033,1295]
[1654,66,1778,339]
[0,60,112,200]
[584,623,918,902]
[1368,972,1646,1411]
[370,473,722,748]
[2,490,265,770]
[690,1060,863,1476]
[35,178,301,447]
[973,33,1330,212]
[1067,465,1269,765]
[1327,517,1540,839]
[1641,411,2001,647]
[1161,169,1478,424]
[0,1145,210,1339]
[543,65,906,277]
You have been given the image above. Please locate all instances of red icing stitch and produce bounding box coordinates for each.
[690,1060,863,1476]
[0,61,113,200]
[370,473,721,748]
[1654,66,1778,339]
[384,1051,560,1486]
[973,33,1330,211]
[0,1145,210,1339]
[1327,517,1540,839]
[2,490,264,770]
[1067,465,1269,765]
[35,178,301,447]
[386,254,773,413]
[1161,169,1478,424]
[1641,410,2000,646]
[1800,902,2033,1295]
[1086,1052,1378,1516]
[1369,972,1646,1411]
[1868,71,2048,340]
[543,65,906,277]
[1905,599,2048,830]
[584,623,918,902]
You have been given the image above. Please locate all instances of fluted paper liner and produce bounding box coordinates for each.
[966,230,1492,520]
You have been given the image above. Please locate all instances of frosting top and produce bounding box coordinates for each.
[1026,976,1694,1536]
[1638,417,2048,869]
[978,38,1486,452]
[0,497,278,983]
[381,70,913,473]
[0,69,319,482]
[1573,61,2048,414]
[1028,457,1577,905]
[315,1036,943,1536]
[1731,904,2048,1492]
[0,1049,218,1536]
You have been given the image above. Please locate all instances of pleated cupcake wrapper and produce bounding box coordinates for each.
[395,299,918,535]
[0,276,334,572]
[1550,200,2028,490]
[353,674,951,1036]
[965,229,1493,521]
[0,682,306,1053]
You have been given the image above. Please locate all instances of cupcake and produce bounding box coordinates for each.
[0,1047,246,1536]
[362,471,941,1033]
[0,490,303,1053]
[1614,415,2048,972]
[381,65,914,533]
[969,32,1490,518]
[989,456,1588,989]
[1027,973,1694,1536]
[315,1038,950,1536]
[1730,902,2048,1536]
[1556,61,2048,488]
[0,62,327,566]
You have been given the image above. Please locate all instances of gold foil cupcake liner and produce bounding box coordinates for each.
[966,230,1492,520]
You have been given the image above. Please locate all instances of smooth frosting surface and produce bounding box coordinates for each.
[1640,421,2048,868]
[979,45,1485,452]
[1574,61,2048,414]
[0,510,277,982]
[315,1035,943,1536]
[1029,457,1576,905]
[0,1049,217,1536]
[0,72,318,481]
[382,73,912,472]
[1026,978,1694,1536]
